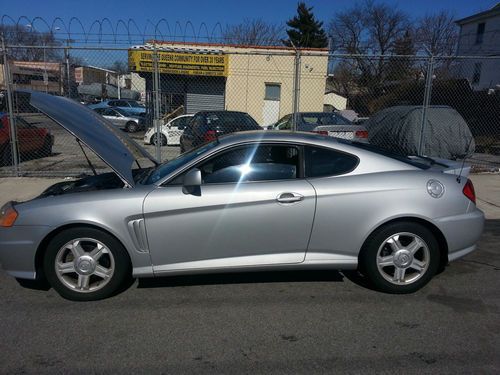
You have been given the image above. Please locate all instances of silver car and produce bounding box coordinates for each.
[93,107,143,132]
[273,112,369,142]
[0,92,484,301]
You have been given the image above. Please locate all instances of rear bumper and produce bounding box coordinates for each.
[433,207,485,262]
[0,225,51,279]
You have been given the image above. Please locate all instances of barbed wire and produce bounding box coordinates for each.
[0,15,228,45]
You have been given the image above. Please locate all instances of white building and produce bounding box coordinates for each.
[455,3,500,90]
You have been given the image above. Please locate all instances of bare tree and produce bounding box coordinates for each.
[415,11,458,56]
[0,24,61,62]
[222,19,284,46]
[108,60,129,75]
[328,1,412,97]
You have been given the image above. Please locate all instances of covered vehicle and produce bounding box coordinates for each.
[365,106,475,159]
[0,91,484,301]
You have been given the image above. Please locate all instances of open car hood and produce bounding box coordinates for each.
[20,90,157,187]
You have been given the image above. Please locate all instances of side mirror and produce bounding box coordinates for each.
[182,168,202,195]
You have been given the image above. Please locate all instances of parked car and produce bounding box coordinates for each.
[88,99,146,115]
[180,111,261,152]
[0,113,53,166]
[93,107,144,132]
[0,91,484,301]
[272,112,369,142]
[144,114,193,146]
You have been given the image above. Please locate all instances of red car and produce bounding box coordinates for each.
[1,114,53,166]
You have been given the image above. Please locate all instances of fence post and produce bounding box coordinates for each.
[152,41,162,162]
[64,40,71,98]
[1,37,20,176]
[418,55,434,156]
[292,49,301,132]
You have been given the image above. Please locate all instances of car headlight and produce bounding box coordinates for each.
[0,202,18,227]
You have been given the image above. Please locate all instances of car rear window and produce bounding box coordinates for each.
[305,146,359,177]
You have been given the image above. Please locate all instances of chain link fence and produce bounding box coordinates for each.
[1,42,499,177]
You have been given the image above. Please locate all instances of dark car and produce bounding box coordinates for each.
[1,114,53,166]
[180,111,261,152]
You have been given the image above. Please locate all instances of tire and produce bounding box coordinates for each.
[1,144,12,166]
[359,221,439,294]
[43,227,132,301]
[125,121,138,133]
[151,133,167,146]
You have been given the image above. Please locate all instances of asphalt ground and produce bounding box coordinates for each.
[0,218,498,373]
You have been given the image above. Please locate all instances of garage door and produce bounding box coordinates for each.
[186,77,225,114]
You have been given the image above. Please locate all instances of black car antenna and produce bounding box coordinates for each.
[76,138,97,176]
[456,137,474,183]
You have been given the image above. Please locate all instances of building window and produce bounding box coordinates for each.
[475,22,485,44]
[472,62,482,84]
[264,83,281,100]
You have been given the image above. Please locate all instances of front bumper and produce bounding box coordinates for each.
[0,225,52,279]
[433,207,485,262]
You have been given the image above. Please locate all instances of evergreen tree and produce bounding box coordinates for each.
[283,2,328,48]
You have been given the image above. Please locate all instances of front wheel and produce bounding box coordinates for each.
[43,227,132,301]
[359,222,439,294]
[151,133,167,146]
[125,121,138,133]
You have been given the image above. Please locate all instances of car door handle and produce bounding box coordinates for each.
[277,192,304,203]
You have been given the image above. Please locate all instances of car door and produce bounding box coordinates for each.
[143,143,316,273]
[167,116,188,145]
[101,108,121,127]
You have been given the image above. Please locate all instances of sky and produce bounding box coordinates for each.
[1,0,498,42]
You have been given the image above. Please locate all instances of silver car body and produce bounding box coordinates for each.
[0,92,484,281]
[93,107,141,130]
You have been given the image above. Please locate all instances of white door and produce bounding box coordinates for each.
[262,83,281,127]
[263,100,280,127]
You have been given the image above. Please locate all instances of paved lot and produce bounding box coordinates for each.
[0,176,499,373]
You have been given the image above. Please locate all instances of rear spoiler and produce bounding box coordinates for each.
[409,156,470,178]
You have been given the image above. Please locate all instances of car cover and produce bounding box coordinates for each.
[365,106,475,159]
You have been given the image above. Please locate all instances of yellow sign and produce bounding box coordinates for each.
[128,50,228,77]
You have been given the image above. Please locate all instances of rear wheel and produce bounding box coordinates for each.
[151,133,167,146]
[125,121,138,133]
[359,222,439,294]
[43,227,131,301]
[1,144,12,166]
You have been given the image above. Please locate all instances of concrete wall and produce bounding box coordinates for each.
[224,52,328,125]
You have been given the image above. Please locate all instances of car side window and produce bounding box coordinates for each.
[305,146,358,178]
[170,144,300,185]
[198,144,299,184]
[275,115,291,130]
[171,117,187,130]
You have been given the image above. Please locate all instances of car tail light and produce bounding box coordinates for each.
[355,130,369,138]
[462,179,476,204]
[204,130,217,143]
[312,130,328,136]
[0,202,18,227]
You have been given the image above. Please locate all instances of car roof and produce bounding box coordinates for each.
[196,111,250,116]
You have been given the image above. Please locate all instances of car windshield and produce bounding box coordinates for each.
[128,101,143,108]
[301,113,352,125]
[142,141,219,184]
